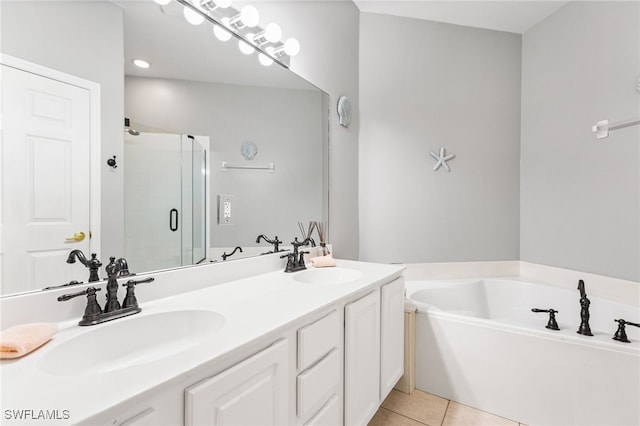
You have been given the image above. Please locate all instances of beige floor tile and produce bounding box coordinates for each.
[442,401,518,426]
[381,389,449,426]
[368,407,426,426]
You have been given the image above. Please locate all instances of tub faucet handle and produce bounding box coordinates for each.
[612,319,640,343]
[532,308,560,331]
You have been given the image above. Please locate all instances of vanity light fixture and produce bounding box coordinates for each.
[239,36,255,55]
[173,0,300,67]
[229,5,260,30]
[200,0,232,11]
[254,23,282,45]
[258,53,274,67]
[183,5,205,25]
[132,59,151,69]
[265,38,300,58]
[213,18,232,41]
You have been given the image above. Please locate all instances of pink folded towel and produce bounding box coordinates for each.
[310,254,336,268]
[0,323,58,359]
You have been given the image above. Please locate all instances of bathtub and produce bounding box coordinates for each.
[405,278,640,426]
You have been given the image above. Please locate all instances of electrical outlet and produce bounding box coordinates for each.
[218,194,234,225]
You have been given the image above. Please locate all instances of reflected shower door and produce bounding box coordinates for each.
[191,137,207,264]
[124,132,208,273]
[125,132,183,272]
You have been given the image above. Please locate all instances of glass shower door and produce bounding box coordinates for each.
[124,132,207,273]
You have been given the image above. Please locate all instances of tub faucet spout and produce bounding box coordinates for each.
[577,279,593,336]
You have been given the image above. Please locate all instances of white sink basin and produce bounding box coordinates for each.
[293,267,363,285]
[39,310,225,376]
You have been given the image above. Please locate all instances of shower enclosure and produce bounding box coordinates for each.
[124,132,208,273]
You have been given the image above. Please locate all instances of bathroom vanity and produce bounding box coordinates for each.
[0,257,404,425]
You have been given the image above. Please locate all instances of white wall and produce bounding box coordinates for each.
[255,1,361,259]
[125,77,324,249]
[521,1,640,282]
[358,12,522,263]
[0,1,125,261]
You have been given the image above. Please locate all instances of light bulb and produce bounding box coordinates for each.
[153,0,172,5]
[238,37,255,55]
[132,59,150,69]
[183,6,204,25]
[265,46,276,57]
[213,18,232,41]
[258,53,274,67]
[263,23,282,43]
[240,5,259,28]
[284,38,300,56]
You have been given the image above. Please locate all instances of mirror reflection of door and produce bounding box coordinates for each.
[1,64,91,294]
[124,132,208,273]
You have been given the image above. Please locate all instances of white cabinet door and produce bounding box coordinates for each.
[380,277,405,399]
[344,290,380,426]
[185,339,289,426]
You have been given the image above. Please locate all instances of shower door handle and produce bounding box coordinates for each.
[169,208,179,232]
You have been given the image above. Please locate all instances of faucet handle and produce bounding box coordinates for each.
[58,287,103,325]
[58,286,102,302]
[531,308,560,330]
[121,277,155,309]
[613,319,640,343]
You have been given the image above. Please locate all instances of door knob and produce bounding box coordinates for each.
[65,232,86,242]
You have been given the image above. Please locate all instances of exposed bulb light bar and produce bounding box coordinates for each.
[266,38,300,58]
[213,18,232,41]
[254,23,282,45]
[199,0,232,11]
[174,0,299,67]
[238,34,255,55]
[229,5,259,29]
[183,5,205,25]
[258,53,274,67]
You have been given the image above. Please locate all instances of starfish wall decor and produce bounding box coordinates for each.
[430,147,455,172]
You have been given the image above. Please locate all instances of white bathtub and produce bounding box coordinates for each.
[406,278,640,426]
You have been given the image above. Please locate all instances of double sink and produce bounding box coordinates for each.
[38,267,363,376]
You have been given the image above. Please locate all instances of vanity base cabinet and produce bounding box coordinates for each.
[344,290,381,426]
[185,339,289,426]
[295,309,342,425]
[380,277,405,398]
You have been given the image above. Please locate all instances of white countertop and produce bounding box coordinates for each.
[0,259,403,425]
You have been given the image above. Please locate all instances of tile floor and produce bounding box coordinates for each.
[368,389,526,426]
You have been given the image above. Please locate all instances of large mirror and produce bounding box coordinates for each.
[0,0,329,296]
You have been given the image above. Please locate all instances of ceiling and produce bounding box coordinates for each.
[352,1,569,34]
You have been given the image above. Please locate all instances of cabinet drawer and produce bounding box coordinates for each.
[297,349,340,420]
[297,309,339,371]
[304,395,340,426]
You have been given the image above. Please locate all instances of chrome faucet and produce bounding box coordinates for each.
[66,250,102,282]
[577,279,593,336]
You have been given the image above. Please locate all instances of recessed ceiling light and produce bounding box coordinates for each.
[132,59,150,69]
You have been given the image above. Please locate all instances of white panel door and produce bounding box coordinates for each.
[185,339,289,426]
[1,64,91,293]
[380,277,405,399]
[344,289,381,426]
